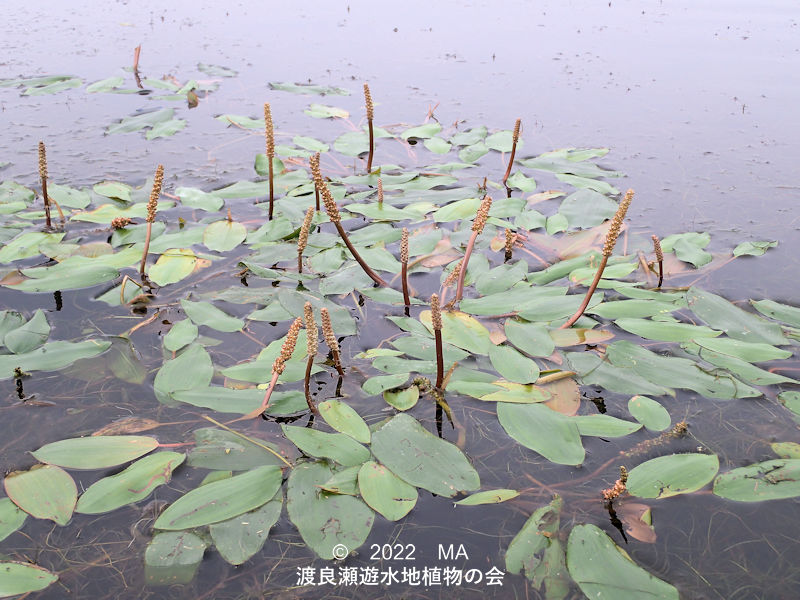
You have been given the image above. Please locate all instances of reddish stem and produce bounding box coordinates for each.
[333,221,387,286]
[304,356,319,414]
[268,159,274,220]
[41,175,52,231]
[560,254,608,329]
[366,119,375,173]
[139,221,153,278]
[434,329,444,389]
[502,138,519,188]
[401,260,410,307]
[454,230,479,303]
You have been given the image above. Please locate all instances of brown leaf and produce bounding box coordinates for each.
[92,417,164,436]
[542,377,580,416]
[618,502,657,543]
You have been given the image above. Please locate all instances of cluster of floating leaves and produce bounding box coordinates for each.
[0,74,798,598]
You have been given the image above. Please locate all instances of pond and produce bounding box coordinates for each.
[1,1,800,598]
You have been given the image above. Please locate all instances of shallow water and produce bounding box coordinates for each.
[2,1,800,598]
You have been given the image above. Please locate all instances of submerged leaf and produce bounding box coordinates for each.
[567,524,678,600]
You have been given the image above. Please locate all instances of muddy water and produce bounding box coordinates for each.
[2,1,800,598]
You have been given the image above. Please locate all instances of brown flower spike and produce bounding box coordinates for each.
[140,164,164,277]
[652,234,664,288]
[264,102,275,220]
[561,189,635,329]
[297,206,314,273]
[321,308,345,377]
[38,141,52,230]
[502,118,522,189]
[431,293,445,389]
[364,83,375,172]
[303,303,319,414]
[455,195,493,303]
[400,227,411,308]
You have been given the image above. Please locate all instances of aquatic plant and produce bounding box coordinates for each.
[364,83,375,172]
[0,79,795,599]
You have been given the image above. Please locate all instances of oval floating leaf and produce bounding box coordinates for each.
[567,524,679,600]
[627,453,719,498]
[318,399,370,444]
[489,344,540,384]
[4,464,77,525]
[32,436,159,470]
[203,220,247,252]
[0,562,58,596]
[713,459,800,501]
[357,461,418,521]
[209,496,282,565]
[76,452,185,514]
[628,396,671,432]
[154,465,282,530]
[371,413,480,497]
[0,498,26,542]
[497,403,584,465]
[287,462,373,559]
[383,386,419,411]
[573,414,642,438]
[282,426,370,467]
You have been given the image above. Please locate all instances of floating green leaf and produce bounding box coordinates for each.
[0,562,58,596]
[147,248,199,286]
[692,336,791,362]
[107,108,174,135]
[32,436,158,470]
[497,403,584,465]
[614,317,721,342]
[506,495,562,579]
[573,415,642,438]
[628,396,671,432]
[287,462,373,559]
[383,386,420,411]
[687,287,787,345]
[0,340,112,380]
[567,524,678,600]
[3,310,49,354]
[76,452,185,514]
[733,240,777,256]
[209,496,282,565]
[455,489,519,505]
[155,465,281,530]
[627,453,719,498]
[318,400,370,444]
[0,498,26,542]
[606,340,759,399]
[180,299,244,333]
[751,299,800,328]
[420,310,491,355]
[270,82,350,96]
[153,344,214,403]
[358,461,418,521]
[488,344,540,383]
[4,464,77,525]
[282,426,370,467]
[371,413,480,497]
[187,427,288,470]
[713,459,800,501]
